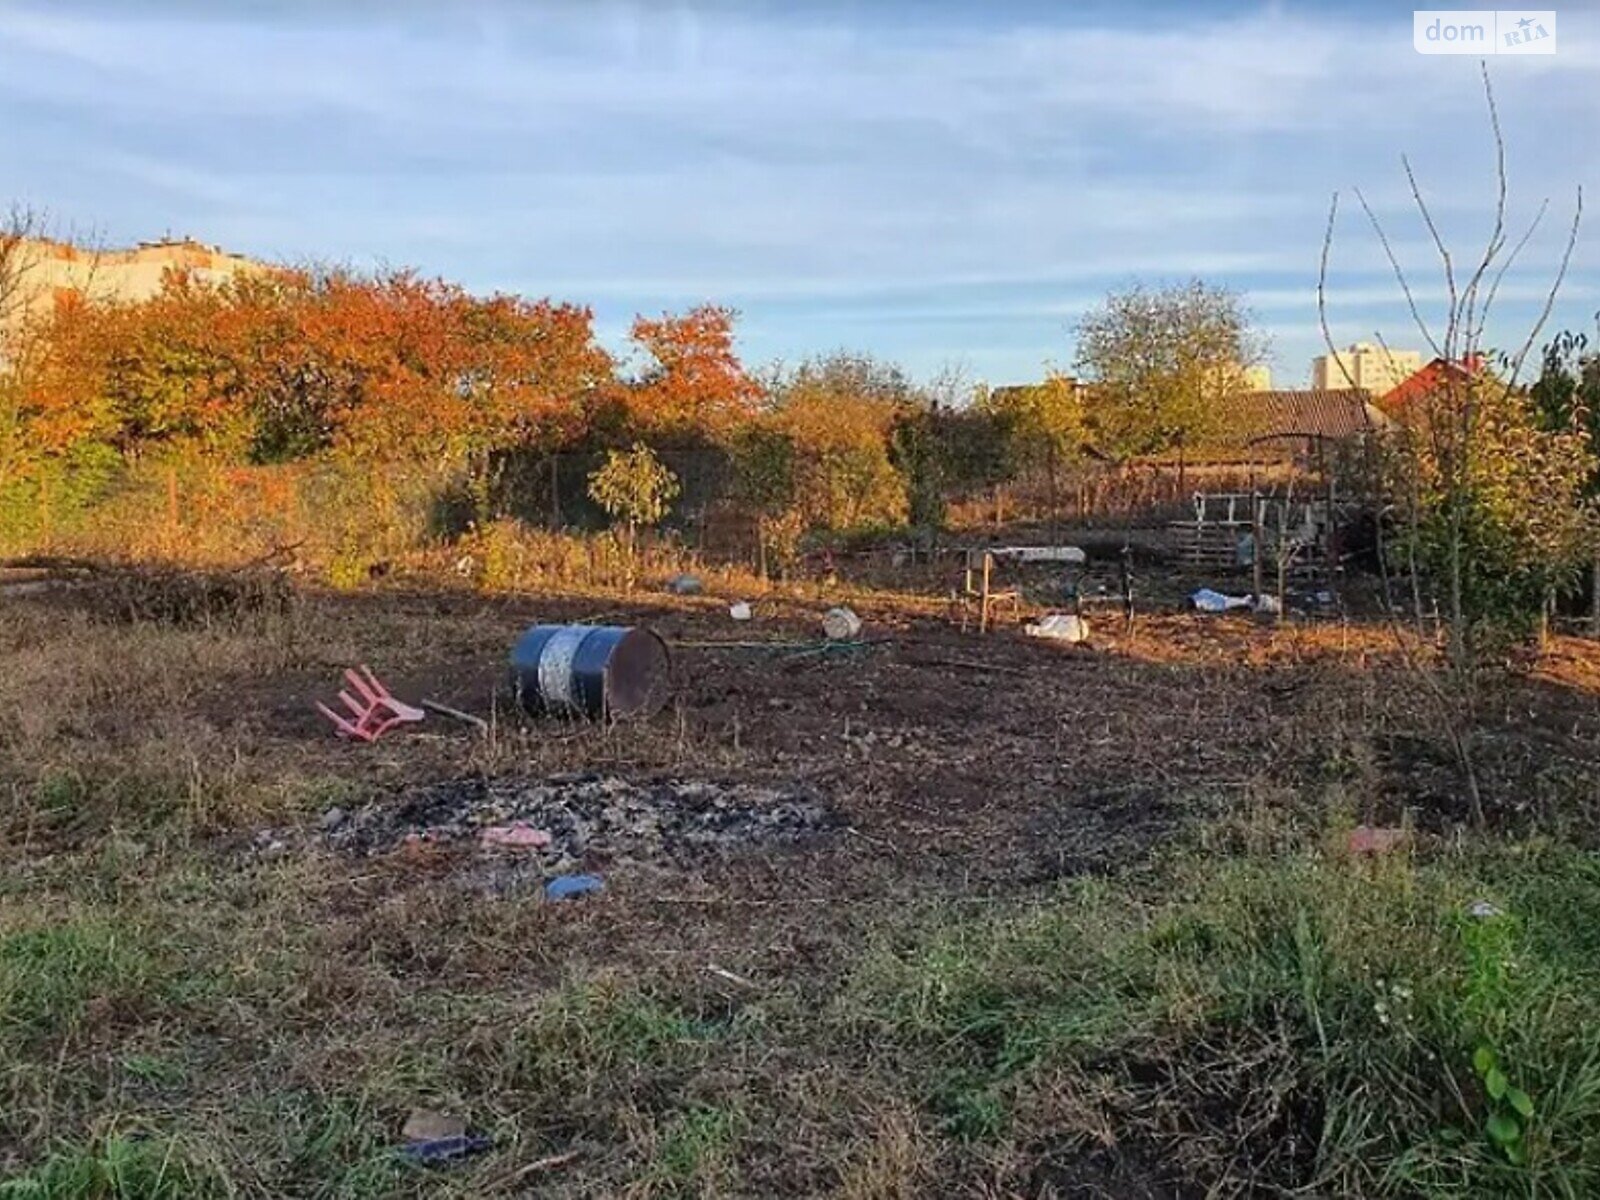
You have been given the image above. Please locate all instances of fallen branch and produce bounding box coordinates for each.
[483,1149,580,1190]
[421,699,490,735]
[706,963,757,989]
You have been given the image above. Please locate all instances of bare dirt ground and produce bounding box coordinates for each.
[3,566,1599,1196]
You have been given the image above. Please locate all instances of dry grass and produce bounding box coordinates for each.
[3,566,1600,1196]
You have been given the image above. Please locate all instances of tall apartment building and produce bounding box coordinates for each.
[1311,342,1423,395]
[1,236,266,336]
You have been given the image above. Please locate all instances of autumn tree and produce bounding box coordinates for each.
[627,305,761,441]
[769,353,911,530]
[979,372,1089,528]
[0,256,619,553]
[880,367,973,544]
[1,207,62,501]
[1530,328,1600,631]
[1395,377,1593,643]
[730,422,801,578]
[1531,329,1600,471]
[1075,281,1264,459]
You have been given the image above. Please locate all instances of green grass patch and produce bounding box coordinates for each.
[0,1134,220,1200]
[645,1103,744,1192]
[0,918,166,1047]
[491,976,734,1098]
[845,844,1600,1196]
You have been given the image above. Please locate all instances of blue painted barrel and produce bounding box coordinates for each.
[510,625,672,720]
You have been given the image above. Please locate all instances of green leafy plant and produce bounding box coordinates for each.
[1472,1044,1535,1164]
[587,442,679,588]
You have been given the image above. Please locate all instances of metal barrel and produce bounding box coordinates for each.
[509,625,672,720]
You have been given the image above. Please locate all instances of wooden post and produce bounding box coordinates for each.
[1251,491,1264,603]
[1592,551,1600,639]
[980,552,993,634]
[1325,464,1337,580]
[167,466,179,548]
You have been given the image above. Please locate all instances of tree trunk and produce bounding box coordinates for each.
[548,454,561,530]
[37,471,49,548]
[1447,502,1466,666]
[1592,549,1600,639]
[625,519,637,592]
[1047,444,1059,544]
[166,466,180,547]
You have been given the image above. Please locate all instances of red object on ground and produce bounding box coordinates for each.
[1347,825,1408,855]
[480,823,553,850]
[315,665,426,743]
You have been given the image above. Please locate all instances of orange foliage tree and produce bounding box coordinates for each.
[1,265,617,547]
[625,305,762,441]
[10,267,610,473]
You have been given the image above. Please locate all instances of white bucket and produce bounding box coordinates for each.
[822,606,862,640]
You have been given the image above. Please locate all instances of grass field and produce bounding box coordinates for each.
[3,561,1599,1197]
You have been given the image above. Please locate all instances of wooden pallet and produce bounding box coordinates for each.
[1171,520,1251,569]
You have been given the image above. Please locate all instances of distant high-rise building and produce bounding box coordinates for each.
[1311,342,1422,395]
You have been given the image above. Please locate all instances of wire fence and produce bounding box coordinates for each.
[4,446,1337,570]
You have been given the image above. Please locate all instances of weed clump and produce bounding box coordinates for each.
[844,845,1600,1196]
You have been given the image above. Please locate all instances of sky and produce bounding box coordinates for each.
[1,0,1596,388]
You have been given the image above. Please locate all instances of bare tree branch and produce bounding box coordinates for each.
[0,204,47,338]
[1403,157,1458,355]
[1316,191,1364,389]
[1460,61,1509,348]
[1500,186,1584,391]
[1476,197,1549,347]
[1355,187,1443,358]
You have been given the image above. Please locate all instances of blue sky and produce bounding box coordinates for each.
[1,1,1596,387]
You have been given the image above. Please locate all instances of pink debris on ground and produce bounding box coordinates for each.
[1347,825,1409,855]
[480,823,553,850]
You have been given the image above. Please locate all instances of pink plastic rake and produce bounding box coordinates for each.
[315,665,426,743]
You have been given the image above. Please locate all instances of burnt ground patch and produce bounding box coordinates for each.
[324,772,837,888]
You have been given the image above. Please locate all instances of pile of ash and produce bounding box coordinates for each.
[326,772,835,874]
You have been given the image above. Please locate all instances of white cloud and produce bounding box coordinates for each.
[0,0,1593,381]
